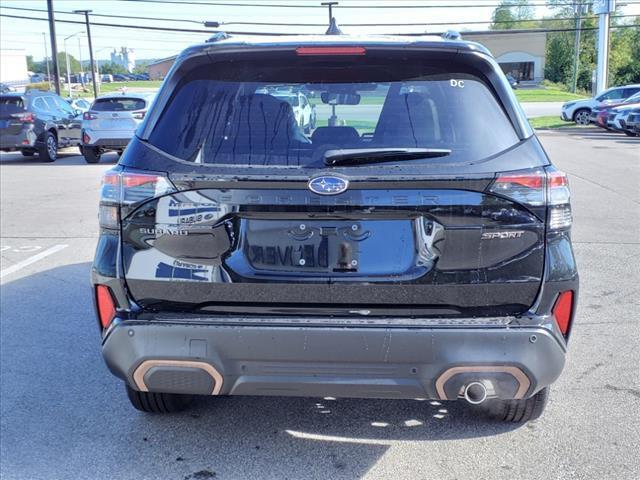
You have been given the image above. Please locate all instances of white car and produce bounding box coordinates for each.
[65,97,92,114]
[560,84,640,125]
[272,91,316,133]
[81,93,153,163]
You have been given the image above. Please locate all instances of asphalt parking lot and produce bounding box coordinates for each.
[1,129,638,480]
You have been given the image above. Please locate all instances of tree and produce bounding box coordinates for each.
[490,0,536,30]
[56,52,80,75]
[100,62,128,75]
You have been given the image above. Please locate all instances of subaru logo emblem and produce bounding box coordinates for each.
[308,175,349,195]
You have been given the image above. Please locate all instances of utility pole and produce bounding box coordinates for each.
[46,0,61,95]
[571,2,583,93]
[42,32,51,90]
[73,10,97,98]
[593,0,615,94]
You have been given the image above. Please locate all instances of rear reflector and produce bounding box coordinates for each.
[96,285,116,328]
[552,290,574,336]
[296,46,366,56]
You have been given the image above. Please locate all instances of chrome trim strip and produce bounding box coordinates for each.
[132,359,223,395]
[435,365,530,400]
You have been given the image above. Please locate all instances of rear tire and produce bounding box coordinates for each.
[20,149,35,157]
[37,131,57,162]
[82,146,101,164]
[125,385,193,414]
[484,387,550,423]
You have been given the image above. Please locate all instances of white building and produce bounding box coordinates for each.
[110,47,136,73]
[0,49,29,87]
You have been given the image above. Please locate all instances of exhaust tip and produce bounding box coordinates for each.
[463,382,488,405]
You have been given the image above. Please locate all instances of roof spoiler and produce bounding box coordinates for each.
[205,30,230,43]
[441,30,462,40]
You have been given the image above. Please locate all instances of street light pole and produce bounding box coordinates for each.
[77,36,83,86]
[73,10,97,98]
[63,32,83,97]
[42,32,51,90]
[64,38,71,97]
[593,0,615,94]
[46,0,61,95]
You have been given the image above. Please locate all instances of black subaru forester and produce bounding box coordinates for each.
[92,33,578,422]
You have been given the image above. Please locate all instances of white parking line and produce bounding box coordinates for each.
[0,244,68,279]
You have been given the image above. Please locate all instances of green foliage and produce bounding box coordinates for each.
[57,52,80,75]
[491,0,536,30]
[99,62,128,75]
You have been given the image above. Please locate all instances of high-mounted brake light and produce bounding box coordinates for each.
[83,111,98,121]
[98,170,175,228]
[296,46,366,56]
[96,285,116,329]
[552,290,574,336]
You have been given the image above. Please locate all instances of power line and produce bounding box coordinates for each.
[2,12,638,36]
[1,5,638,28]
[115,0,627,9]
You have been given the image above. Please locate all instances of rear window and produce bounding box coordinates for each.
[148,57,519,168]
[92,97,146,112]
[0,96,25,115]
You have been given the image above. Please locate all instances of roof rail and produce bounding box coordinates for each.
[205,31,229,43]
[441,30,462,40]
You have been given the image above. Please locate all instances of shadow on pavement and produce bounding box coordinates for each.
[0,263,521,480]
[0,149,119,166]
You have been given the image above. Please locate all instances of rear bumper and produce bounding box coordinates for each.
[102,320,566,401]
[0,127,37,150]
[82,128,132,149]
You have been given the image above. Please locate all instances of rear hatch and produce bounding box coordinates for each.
[88,96,146,131]
[117,47,548,318]
[0,96,27,135]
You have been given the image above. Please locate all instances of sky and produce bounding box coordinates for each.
[1,0,639,62]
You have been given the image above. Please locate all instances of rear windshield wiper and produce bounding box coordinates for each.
[323,148,451,166]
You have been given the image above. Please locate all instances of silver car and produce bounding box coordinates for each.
[81,93,153,163]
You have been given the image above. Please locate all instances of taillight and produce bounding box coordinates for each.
[83,111,98,120]
[132,111,146,120]
[489,169,545,206]
[296,46,366,56]
[11,112,35,123]
[99,169,175,229]
[546,167,572,230]
[488,167,572,230]
[96,285,116,328]
[552,290,574,336]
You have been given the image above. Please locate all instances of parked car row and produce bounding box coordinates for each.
[1,89,154,162]
[561,84,640,136]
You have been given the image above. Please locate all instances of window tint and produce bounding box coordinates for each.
[0,96,24,115]
[623,88,640,99]
[148,61,519,169]
[53,96,74,114]
[42,97,58,111]
[92,97,146,111]
[601,88,626,101]
[32,97,48,111]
